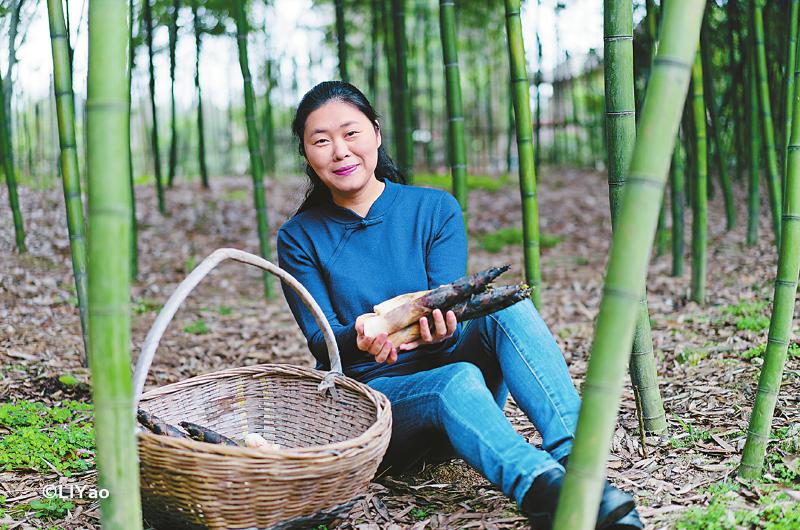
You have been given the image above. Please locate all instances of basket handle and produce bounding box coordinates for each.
[132,248,343,410]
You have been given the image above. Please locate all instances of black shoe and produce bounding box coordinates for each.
[520,467,564,530]
[596,482,636,529]
[556,456,636,530]
[605,506,644,530]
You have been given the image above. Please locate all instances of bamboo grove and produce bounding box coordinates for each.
[1,0,799,528]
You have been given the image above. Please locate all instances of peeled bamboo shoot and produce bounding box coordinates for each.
[244,432,281,451]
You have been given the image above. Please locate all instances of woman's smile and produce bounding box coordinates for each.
[333,163,359,176]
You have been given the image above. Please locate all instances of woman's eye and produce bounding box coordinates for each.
[346,130,359,137]
[314,138,328,145]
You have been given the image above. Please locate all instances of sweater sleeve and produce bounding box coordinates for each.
[424,192,468,350]
[276,226,363,370]
[426,193,468,288]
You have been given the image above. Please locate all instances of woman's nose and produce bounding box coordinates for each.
[332,138,350,160]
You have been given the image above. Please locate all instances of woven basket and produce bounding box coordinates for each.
[131,248,392,530]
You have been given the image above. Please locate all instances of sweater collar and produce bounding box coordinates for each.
[324,178,400,225]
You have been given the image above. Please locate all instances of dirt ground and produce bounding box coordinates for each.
[1,166,798,529]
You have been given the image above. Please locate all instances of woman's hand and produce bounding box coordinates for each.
[356,312,398,364]
[398,308,458,351]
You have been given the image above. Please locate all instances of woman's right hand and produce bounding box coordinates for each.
[355,312,398,364]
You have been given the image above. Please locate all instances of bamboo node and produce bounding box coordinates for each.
[602,286,640,302]
[755,386,780,398]
[745,429,770,441]
[627,176,664,189]
[766,337,788,346]
[653,57,692,71]
[604,35,633,42]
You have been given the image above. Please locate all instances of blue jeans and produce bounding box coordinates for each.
[365,299,581,505]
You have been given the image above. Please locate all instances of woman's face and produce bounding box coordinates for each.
[302,100,382,199]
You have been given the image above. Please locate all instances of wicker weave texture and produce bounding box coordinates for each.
[137,364,391,529]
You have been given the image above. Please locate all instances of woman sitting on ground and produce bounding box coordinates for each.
[277,80,642,530]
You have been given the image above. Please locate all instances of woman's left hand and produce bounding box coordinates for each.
[398,308,458,351]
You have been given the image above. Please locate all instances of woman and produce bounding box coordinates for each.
[277,81,642,530]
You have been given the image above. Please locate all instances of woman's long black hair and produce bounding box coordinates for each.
[291,81,406,215]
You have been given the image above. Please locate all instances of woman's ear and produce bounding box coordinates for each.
[375,121,382,148]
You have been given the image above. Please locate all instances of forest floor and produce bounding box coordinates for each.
[1,167,798,530]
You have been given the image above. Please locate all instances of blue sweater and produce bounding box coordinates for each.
[277,179,467,382]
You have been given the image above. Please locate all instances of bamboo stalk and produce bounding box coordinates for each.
[128,0,138,279]
[422,0,434,170]
[671,137,685,277]
[86,0,143,525]
[438,0,467,231]
[191,0,209,189]
[785,0,800,182]
[0,67,25,253]
[392,0,414,181]
[334,0,348,82]
[143,0,165,214]
[262,58,276,175]
[381,0,399,163]
[553,2,705,528]
[700,13,736,230]
[603,0,667,434]
[504,0,542,309]
[739,10,800,476]
[753,0,783,244]
[690,50,708,305]
[652,0,670,257]
[167,0,180,187]
[369,0,379,102]
[535,21,543,170]
[748,38,762,246]
[233,0,274,299]
[47,0,89,363]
